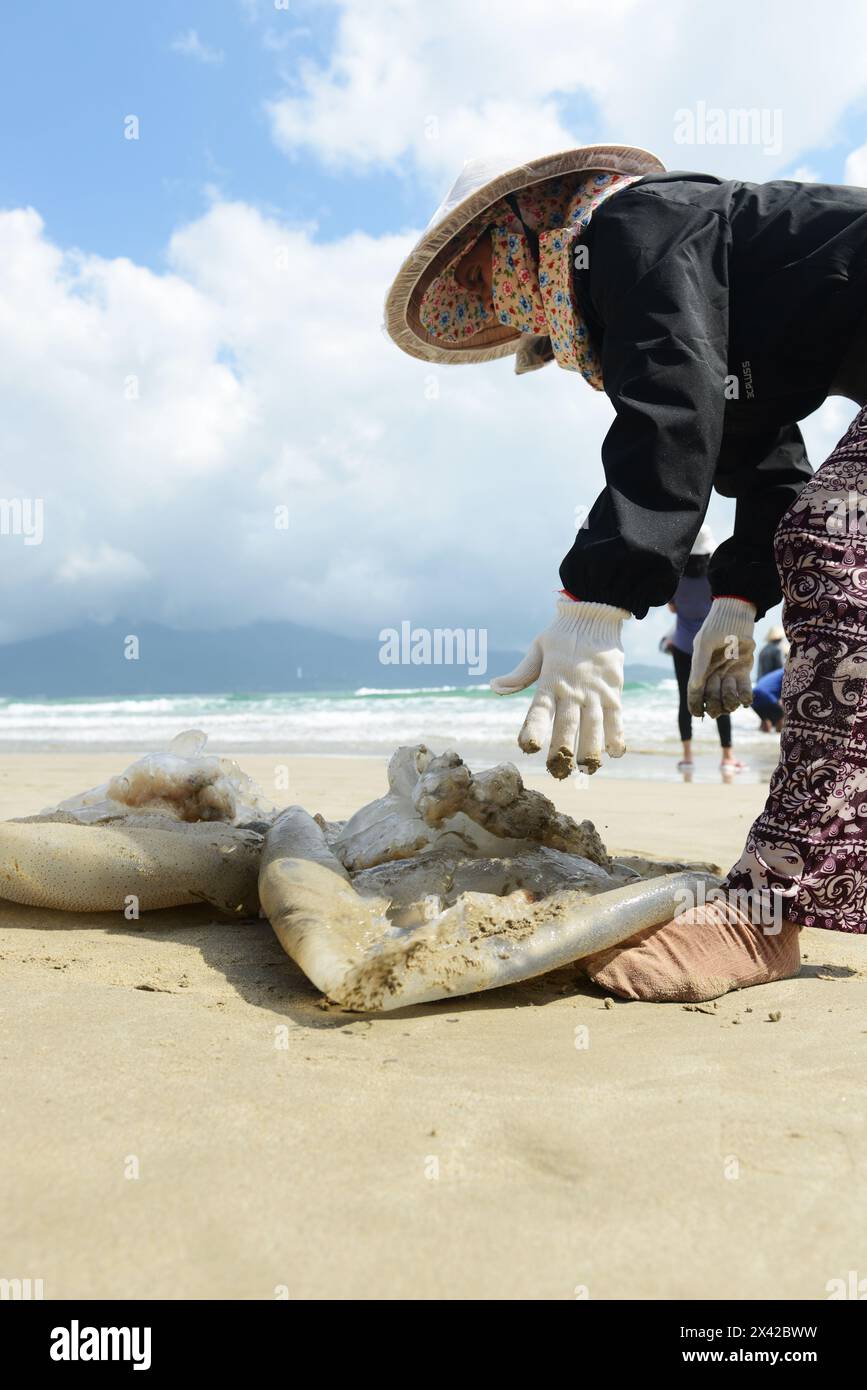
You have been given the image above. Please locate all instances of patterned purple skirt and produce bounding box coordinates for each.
[724,404,867,932]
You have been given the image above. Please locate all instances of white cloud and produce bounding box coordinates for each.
[0,196,858,666]
[845,142,867,185]
[4,193,857,668]
[266,0,867,185]
[170,29,224,66]
[0,200,612,657]
[57,546,150,587]
[7,0,867,668]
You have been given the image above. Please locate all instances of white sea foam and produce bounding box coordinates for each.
[0,681,779,781]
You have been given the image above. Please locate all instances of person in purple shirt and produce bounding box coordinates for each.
[664,526,747,775]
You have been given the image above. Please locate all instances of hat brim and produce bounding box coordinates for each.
[384,144,666,366]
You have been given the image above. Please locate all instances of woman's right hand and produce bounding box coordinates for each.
[490,599,630,778]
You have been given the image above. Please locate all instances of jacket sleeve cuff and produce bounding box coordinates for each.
[708,554,781,621]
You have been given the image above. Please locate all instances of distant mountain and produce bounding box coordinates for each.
[0,619,520,698]
[0,620,671,699]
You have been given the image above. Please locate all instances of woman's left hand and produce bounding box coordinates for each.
[688,597,757,718]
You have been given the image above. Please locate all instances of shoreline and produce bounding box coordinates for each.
[0,738,784,788]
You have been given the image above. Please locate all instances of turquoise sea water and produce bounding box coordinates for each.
[0,681,782,783]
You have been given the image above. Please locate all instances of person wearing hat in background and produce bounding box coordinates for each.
[664,522,747,777]
[385,145,867,999]
[756,624,789,679]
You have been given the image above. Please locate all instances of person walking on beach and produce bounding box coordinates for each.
[385,144,867,998]
[756,625,788,678]
[665,523,745,775]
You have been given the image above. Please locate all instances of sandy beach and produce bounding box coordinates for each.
[2,751,865,1301]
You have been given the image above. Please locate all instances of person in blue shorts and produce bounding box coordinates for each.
[752,665,785,732]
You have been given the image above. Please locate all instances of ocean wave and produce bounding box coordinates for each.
[352,685,468,696]
[0,681,772,763]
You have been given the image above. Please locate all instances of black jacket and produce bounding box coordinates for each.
[559,172,867,618]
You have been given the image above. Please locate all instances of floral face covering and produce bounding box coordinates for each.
[419,171,642,387]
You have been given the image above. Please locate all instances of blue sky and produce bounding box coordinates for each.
[0,0,435,267]
[4,0,862,270]
[0,1,332,265]
[3,0,867,668]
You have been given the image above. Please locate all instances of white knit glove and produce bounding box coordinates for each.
[490,599,629,778]
[687,597,757,718]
